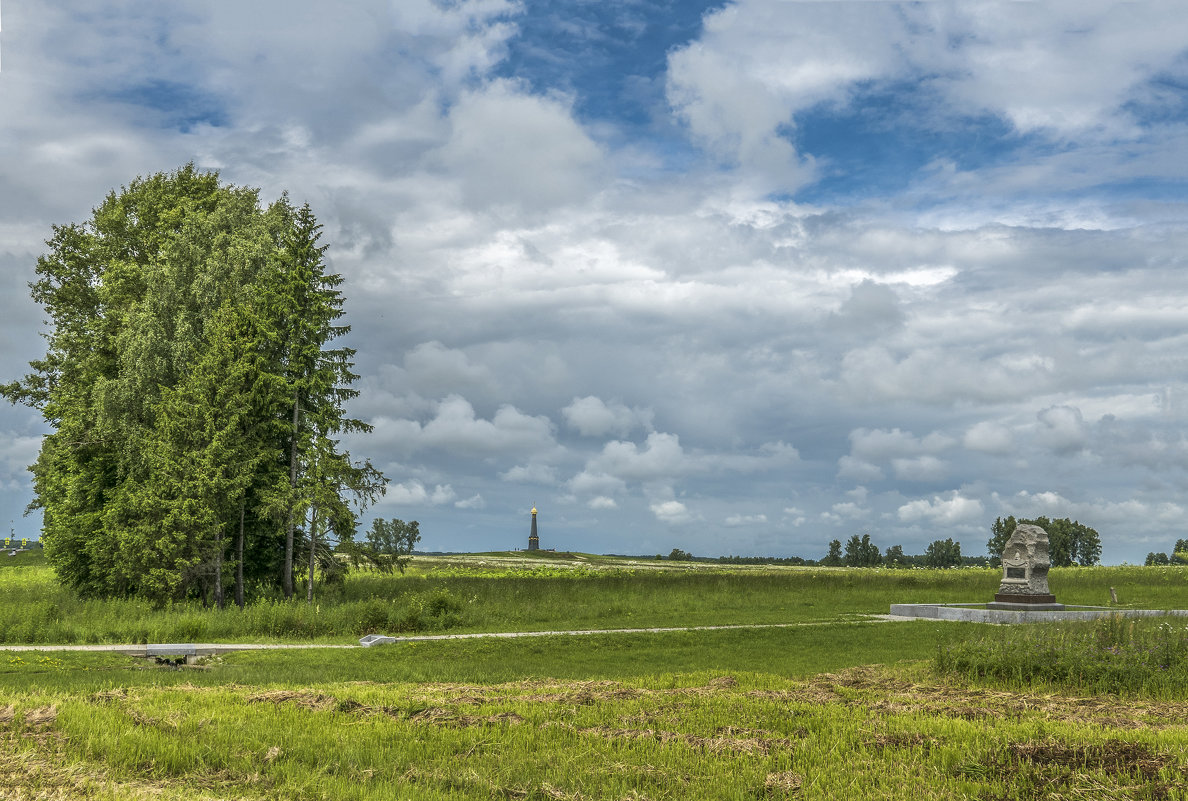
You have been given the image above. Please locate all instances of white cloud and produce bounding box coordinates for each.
[0,434,41,481]
[403,341,494,397]
[897,493,985,525]
[499,463,558,484]
[849,428,955,462]
[405,395,558,456]
[891,456,948,482]
[725,513,767,527]
[1035,405,1088,454]
[651,499,692,524]
[828,503,868,520]
[587,496,617,510]
[837,456,884,483]
[385,481,456,506]
[567,470,627,497]
[964,421,1015,454]
[998,491,1188,530]
[432,79,604,211]
[562,396,653,437]
[455,493,486,509]
[587,432,689,483]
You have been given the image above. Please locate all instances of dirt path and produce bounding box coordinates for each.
[0,618,904,657]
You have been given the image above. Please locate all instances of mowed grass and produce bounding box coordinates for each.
[3,623,1188,800]
[2,558,1188,798]
[1,551,1185,644]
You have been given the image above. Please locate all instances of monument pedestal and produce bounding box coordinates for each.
[989,593,1064,611]
[993,593,1058,605]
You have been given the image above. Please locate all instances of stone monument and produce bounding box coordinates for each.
[987,523,1065,610]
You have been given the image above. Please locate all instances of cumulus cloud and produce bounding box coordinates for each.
[567,471,627,498]
[381,395,558,457]
[1035,405,1089,454]
[891,456,948,482]
[651,499,692,525]
[403,342,494,398]
[562,396,653,437]
[385,481,456,506]
[499,463,558,484]
[898,493,985,526]
[432,79,604,212]
[587,496,617,510]
[997,490,1188,531]
[725,513,767,527]
[0,434,41,482]
[587,432,689,483]
[837,456,884,483]
[455,493,486,510]
[964,421,1015,455]
[849,428,954,462]
[828,502,868,520]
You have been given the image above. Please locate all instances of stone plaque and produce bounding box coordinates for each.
[992,523,1059,606]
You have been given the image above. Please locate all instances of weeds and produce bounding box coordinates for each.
[934,615,1188,694]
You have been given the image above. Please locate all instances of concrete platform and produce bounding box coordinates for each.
[889,603,1188,624]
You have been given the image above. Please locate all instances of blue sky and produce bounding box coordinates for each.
[2,1,1188,563]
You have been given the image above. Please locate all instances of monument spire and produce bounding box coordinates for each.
[528,504,539,551]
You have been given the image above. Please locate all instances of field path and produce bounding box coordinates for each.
[0,617,906,657]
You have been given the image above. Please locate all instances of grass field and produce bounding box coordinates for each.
[1,549,1184,644]
[2,553,1188,798]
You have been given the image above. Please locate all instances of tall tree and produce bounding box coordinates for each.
[2,166,385,603]
[884,544,907,568]
[924,538,962,568]
[822,539,843,567]
[264,200,384,599]
[844,534,881,567]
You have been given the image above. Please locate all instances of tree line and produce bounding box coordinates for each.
[1145,539,1188,565]
[2,166,389,606]
[674,516,1105,568]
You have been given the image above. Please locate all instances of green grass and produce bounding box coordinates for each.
[3,556,1188,799]
[3,627,1188,800]
[2,555,1186,644]
[0,621,971,691]
[0,548,47,569]
[935,613,1188,696]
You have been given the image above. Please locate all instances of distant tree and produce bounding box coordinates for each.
[668,548,692,561]
[844,534,881,567]
[924,538,962,568]
[843,535,862,567]
[987,516,1017,565]
[340,518,420,574]
[1147,552,1170,566]
[884,544,907,568]
[1172,539,1188,565]
[822,539,843,567]
[988,516,1100,567]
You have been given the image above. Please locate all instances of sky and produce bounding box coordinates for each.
[1,1,1187,564]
